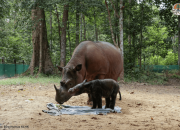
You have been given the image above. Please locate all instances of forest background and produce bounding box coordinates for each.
[0,0,180,81]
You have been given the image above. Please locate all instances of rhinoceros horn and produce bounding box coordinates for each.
[83,79,87,84]
[54,85,58,92]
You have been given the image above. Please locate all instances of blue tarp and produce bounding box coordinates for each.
[42,103,121,116]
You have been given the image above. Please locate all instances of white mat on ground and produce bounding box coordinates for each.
[42,103,121,116]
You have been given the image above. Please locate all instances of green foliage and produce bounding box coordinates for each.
[171,74,180,79]
[147,50,178,65]
[0,0,179,79]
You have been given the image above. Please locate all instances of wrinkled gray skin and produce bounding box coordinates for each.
[68,79,120,109]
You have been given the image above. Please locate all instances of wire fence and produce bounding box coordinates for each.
[0,57,29,78]
[137,65,179,73]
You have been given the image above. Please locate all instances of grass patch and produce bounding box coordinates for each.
[124,68,168,85]
[0,75,61,85]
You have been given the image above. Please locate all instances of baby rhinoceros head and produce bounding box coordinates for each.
[68,79,87,96]
[68,86,80,96]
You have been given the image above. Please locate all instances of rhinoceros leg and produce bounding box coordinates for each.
[119,91,122,100]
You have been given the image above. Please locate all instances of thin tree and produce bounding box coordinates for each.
[105,0,118,47]
[50,11,52,51]
[119,0,124,79]
[76,0,80,46]
[139,1,143,69]
[178,15,180,66]
[94,11,98,41]
[68,19,71,57]
[60,4,69,67]
[83,15,86,40]
[56,6,61,52]
[80,13,82,41]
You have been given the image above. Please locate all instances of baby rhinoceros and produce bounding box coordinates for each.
[68,79,120,109]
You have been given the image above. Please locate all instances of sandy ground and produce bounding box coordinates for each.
[0,79,180,130]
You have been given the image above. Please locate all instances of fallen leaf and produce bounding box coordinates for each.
[91,117,98,120]
[98,113,103,115]
[29,99,33,101]
[137,102,142,105]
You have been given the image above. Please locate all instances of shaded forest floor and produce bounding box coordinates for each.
[0,78,180,130]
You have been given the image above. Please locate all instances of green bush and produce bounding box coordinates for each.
[147,50,178,65]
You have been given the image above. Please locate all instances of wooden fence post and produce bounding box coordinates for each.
[23,60,24,72]
[2,57,5,75]
[14,59,16,75]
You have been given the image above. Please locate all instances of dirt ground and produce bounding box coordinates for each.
[0,79,180,130]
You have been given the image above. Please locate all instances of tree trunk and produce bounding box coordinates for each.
[30,9,37,75]
[38,11,43,74]
[68,21,71,57]
[60,4,69,67]
[29,7,54,75]
[56,6,61,53]
[178,15,180,66]
[105,0,118,47]
[80,13,82,41]
[115,0,120,46]
[132,32,136,67]
[140,1,143,69]
[76,0,80,46]
[119,0,124,79]
[94,11,98,41]
[128,0,131,45]
[50,11,52,52]
[83,15,86,40]
[128,0,132,69]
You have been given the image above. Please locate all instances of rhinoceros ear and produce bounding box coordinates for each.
[57,66,63,71]
[83,79,87,83]
[75,64,82,71]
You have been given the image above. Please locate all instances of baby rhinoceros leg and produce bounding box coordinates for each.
[97,95,102,108]
[105,97,110,108]
[110,94,117,109]
[91,97,97,109]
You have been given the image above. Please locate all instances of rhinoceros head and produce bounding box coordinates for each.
[54,64,83,104]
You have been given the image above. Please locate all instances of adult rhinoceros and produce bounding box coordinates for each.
[54,41,123,104]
